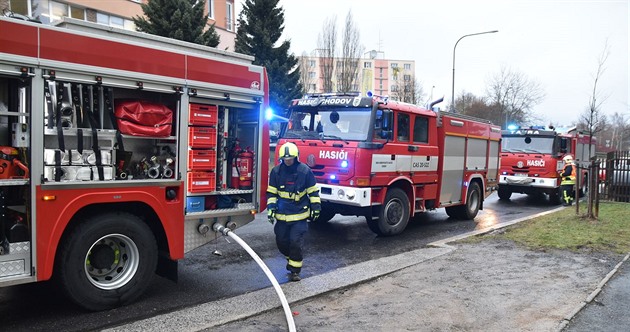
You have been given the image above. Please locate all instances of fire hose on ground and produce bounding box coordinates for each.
[212,223,297,332]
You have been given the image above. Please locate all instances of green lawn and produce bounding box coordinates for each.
[473,202,630,254]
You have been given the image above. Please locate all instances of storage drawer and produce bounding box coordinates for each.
[187,171,216,193]
[187,149,216,170]
[188,126,217,148]
[189,104,218,126]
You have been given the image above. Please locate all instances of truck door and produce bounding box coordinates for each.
[395,113,412,173]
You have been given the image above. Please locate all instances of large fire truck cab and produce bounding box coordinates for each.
[0,16,270,310]
[498,125,594,203]
[277,93,501,236]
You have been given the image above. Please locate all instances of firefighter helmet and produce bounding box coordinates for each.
[279,142,299,160]
[563,154,574,163]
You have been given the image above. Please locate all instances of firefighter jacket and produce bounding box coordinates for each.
[267,161,321,222]
[560,163,576,185]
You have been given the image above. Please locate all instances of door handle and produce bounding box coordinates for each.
[408,145,419,152]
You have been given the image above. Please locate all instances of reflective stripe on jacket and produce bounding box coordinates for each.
[560,164,576,185]
[267,161,320,222]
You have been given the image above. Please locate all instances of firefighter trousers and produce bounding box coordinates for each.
[274,219,308,274]
[561,184,575,205]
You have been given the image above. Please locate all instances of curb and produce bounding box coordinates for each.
[555,252,630,331]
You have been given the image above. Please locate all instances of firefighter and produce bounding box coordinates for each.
[267,142,321,281]
[559,154,577,206]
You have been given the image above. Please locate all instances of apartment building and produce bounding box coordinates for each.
[1,0,236,50]
[300,50,416,98]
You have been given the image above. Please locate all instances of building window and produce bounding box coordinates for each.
[391,85,398,92]
[8,0,30,16]
[364,62,372,69]
[309,60,316,67]
[379,68,383,77]
[208,0,214,19]
[404,63,411,70]
[393,75,398,81]
[96,12,133,30]
[309,84,317,91]
[50,1,68,21]
[391,63,398,68]
[404,74,411,81]
[308,71,316,79]
[226,1,233,31]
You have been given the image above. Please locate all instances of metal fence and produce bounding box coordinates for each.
[598,151,630,202]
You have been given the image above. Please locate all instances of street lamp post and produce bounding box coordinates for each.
[451,30,498,112]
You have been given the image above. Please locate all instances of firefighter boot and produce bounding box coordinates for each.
[289,272,301,282]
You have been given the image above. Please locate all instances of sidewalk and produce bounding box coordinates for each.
[105,209,630,332]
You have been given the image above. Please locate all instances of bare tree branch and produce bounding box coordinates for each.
[485,66,545,128]
[317,16,337,93]
[338,10,363,92]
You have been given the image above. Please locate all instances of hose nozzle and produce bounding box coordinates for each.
[212,223,231,236]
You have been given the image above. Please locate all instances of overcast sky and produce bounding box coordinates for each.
[238,0,628,126]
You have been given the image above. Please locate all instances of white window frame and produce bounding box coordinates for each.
[208,0,215,19]
[404,63,411,70]
[226,1,233,31]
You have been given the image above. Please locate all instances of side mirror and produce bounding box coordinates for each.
[380,130,392,139]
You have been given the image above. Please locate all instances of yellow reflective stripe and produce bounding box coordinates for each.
[267,197,277,204]
[288,259,303,268]
[267,186,278,194]
[306,185,319,194]
[309,196,321,204]
[275,210,310,221]
[277,190,307,200]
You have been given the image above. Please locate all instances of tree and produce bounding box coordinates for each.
[337,11,363,93]
[235,0,302,111]
[317,16,337,93]
[578,43,610,150]
[486,66,545,129]
[392,74,424,105]
[134,0,219,47]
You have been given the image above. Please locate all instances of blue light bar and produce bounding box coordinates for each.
[330,174,336,180]
[341,160,348,168]
[265,108,273,121]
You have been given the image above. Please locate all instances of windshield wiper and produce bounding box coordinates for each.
[523,149,542,154]
[322,134,349,144]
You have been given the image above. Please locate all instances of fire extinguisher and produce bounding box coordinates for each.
[236,147,254,190]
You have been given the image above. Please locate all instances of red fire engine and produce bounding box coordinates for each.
[0,17,270,310]
[276,93,501,236]
[498,125,594,203]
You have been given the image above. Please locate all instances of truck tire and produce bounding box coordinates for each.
[315,203,336,223]
[497,185,512,200]
[549,187,562,205]
[371,188,410,236]
[445,182,482,220]
[56,212,158,311]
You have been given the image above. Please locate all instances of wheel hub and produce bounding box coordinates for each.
[385,199,403,225]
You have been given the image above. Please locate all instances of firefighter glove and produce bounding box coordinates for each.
[310,209,320,222]
[267,209,276,225]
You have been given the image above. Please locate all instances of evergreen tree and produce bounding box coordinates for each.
[134,0,219,47]
[235,0,301,111]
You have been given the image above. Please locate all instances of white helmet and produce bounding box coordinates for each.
[563,154,574,163]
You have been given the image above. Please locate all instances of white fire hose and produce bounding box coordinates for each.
[213,223,296,332]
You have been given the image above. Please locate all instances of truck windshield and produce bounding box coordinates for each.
[284,107,372,141]
[502,136,555,154]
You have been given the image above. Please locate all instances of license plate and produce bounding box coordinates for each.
[514,172,528,177]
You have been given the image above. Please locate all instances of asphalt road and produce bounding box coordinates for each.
[0,193,559,331]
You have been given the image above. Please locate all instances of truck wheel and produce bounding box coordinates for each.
[549,187,562,205]
[56,212,158,311]
[497,186,512,200]
[461,182,482,219]
[445,182,481,220]
[373,188,410,236]
[316,204,336,223]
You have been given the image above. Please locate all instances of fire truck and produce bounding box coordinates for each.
[276,93,501,236]
[498,125,594,203]
[0,17,270,310]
